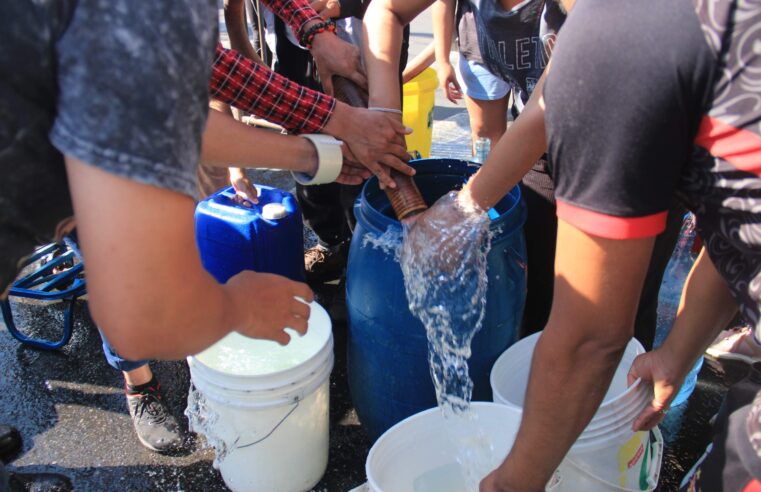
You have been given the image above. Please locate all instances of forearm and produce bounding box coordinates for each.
[364,0,431,107]
[402,41,435,83]
[210,45,336,133]
[661,248,739,374]
[201,110,317,174]
[503,326,629,490]
[64,157,241,360]
[496,223,655,491]
[432,0,454,68]
[224,0,262,63]
[261,0,322,38]
[463,73,548,210]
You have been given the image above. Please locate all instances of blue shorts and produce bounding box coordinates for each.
[457,56,510,101]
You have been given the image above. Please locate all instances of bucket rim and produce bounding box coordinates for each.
[188,302,332,381]
[490,333,647,411]
[365,402,518,492]
[402,67,438,94]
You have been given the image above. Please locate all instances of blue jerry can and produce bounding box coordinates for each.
[195,186,305,283]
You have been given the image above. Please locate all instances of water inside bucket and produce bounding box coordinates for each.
[413,463,469,492]
[194,301,329,376]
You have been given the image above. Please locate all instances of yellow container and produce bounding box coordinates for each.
[402,68,438,158]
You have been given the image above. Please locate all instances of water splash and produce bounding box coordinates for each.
[400,190,496,490]
[185,385,229,469]
[361,226,404,260]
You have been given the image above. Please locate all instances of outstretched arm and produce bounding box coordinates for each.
[628,248,738,430]
[462,70,548,210]
[483,222,655,492]
[432,0,461,103]
[64,155,313,361]
[202,110,370,185]
[363,0,434,109]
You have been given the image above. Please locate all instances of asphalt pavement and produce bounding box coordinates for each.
[0,6,753,492]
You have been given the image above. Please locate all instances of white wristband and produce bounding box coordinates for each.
[292,134,343,186]
[368,107,403,115]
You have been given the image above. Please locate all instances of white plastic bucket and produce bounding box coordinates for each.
[366,402,524,492]
[558,428,663,492]
[187,302,333,492]
[490,333,662,491]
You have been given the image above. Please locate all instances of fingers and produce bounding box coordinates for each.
[632,401,669,431]
[379,154,416,176]
[321,71,335,96]
[271,330,292,346]
[385,116,414,136]
[233,187,258,206]
[365,162,395,188]
[349,70,368,91]
[627,365,639,387]
[294,282,314,303]
[335,174,365,185]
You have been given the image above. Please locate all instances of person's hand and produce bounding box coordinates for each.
[627,346,684,430]
[335,152,372,185]
[401,189,488,271]
[325,103,414,188]
[229,167,258,206]
[310,0,340,19]
[479,467,531,492]
[438,61,462,104]
[224,271,314,345]
[310,32,367,95]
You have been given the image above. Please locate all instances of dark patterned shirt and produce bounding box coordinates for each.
[546,0,761,338]
[544,0,761,463]
[0,0,217,294]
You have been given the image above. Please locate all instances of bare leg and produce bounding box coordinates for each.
[464,94,509,155]
[123,364,153,387]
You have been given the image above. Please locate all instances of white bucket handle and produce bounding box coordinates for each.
[234,399,300,449]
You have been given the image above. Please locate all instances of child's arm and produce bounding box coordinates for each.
[431,0,461,101]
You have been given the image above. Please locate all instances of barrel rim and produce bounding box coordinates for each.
[356,159,525,236]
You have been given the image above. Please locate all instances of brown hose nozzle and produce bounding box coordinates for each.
[332,76,428,221]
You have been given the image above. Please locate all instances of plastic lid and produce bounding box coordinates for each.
[261,203,288,220]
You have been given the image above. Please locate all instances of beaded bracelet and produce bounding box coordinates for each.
[300,20,337,50]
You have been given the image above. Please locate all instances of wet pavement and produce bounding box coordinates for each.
[0,249,753,492]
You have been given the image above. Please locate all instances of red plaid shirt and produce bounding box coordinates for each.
[265,0,322,38]
[209,0,336,134]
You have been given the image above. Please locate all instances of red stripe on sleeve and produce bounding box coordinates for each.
[556,201,668,239]
[695,116,761,176]
[743,479,761,492]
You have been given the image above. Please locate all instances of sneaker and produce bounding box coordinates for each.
[8,471,72,491]
[304,243,348,284]
[706,326,761,364]
[126,380,184,453]
[0,425,21,463]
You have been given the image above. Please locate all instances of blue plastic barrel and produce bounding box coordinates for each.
[195,186,304,283]
[347,159,527,441]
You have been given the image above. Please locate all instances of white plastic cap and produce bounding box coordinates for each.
[261,203,288,220]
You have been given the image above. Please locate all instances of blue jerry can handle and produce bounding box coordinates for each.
[208,186,299,220]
